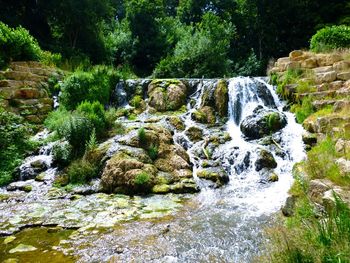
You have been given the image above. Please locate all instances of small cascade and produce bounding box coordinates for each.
[19,130,55,181]
[111,81,128,107]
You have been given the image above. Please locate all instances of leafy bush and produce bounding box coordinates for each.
[76,101,107,134]
[0,108,34,185]
[310,25,350,52]
[66,159,99,184]
[130,95,142,108]
[52,142,73,169]
[0,22,41,68]
[59,65,121,110]
[45,109,93,156]
[0,22,61,68]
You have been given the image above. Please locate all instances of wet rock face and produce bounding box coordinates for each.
[200,80,229,118]
[147,80,188,112]
[197,168,229,187]
[240,106,287,139]
[192,106,216,124]
[101,125,197,195]
[255,149,277,171]
[185,126,203,142]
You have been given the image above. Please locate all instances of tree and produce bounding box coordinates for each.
[124,0,168,76]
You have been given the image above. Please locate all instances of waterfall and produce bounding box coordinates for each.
[1,77,306,263]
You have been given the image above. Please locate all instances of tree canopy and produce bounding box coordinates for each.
[0,0,349,76]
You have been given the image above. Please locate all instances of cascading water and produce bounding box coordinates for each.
[0,77,305,262]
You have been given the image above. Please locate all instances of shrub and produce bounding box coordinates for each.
[52,142,73,169]
[130,95,142,108]
[0,22,41,68]
[138,127,147,146]
[59,65,121,110]
[153,13,235,78]
[0,108,34,185]
[85,129,98,152]
[66,159,98,184]
[310,25,350,52]
[76,101,107,134]
[0,22,61,68]
[148,144,158,161]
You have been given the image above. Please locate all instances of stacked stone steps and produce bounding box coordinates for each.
[313,99,350,111]
[0,61,61,123]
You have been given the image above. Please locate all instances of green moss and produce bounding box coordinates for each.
[130,95,143,108]
[134,172,150,186]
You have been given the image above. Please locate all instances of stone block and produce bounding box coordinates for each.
[337,72,350,81]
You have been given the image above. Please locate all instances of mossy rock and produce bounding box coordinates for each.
[167,116,185,131]
[192,106,216,124]
[255,149,277,171]
[185,126,203,142]
[101,152,156,194]
[214,80,229,118]
[152,184,171,194]
[197,168,229,187]
[148,80,188,112]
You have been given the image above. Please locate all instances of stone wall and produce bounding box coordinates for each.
[270,50,350,94]
[0,61,62,123]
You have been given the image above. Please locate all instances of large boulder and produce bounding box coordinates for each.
[102,124,197,195]
[148,80,187,112]
[101,152,157,194]
[240,106,287,139]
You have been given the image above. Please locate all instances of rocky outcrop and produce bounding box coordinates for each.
[240,106,287,139]
[200,79,229,118]
[101,124,198,195]
[147,79,188,112]
[0,61,62,123]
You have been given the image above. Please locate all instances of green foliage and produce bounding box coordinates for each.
[59,66,121,110]
[266,192,350,263]
[291,97,315,123]
[0,108,34,186]
[310,25,350,52]
[138,127,147,146]
[153,12,235,78]
[130,95,142,108]
[148,144,158,161]
[234,50,262,76]
[267,113,280,131]
[305,137,350,185]
[0,22,41,68]
[0,22,61,68]
[85,129,98,152]
[134,172,150,186]
[76,101,107,134]
[65,158,99,184]
[52,142,73,169]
